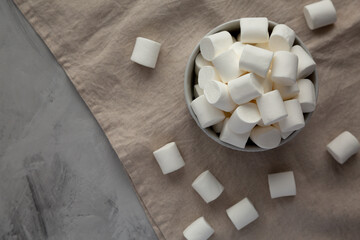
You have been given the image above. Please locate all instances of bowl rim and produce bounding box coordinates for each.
[184,19,319,152]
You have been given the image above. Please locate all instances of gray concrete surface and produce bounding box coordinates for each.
[0,1,157,239]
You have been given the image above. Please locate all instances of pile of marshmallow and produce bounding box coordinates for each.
[191,17,317,149]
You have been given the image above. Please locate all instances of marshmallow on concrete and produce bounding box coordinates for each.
[250,126,282,149]
[130,37,161,68]
[194,84,204,98]
[269,24,295,52]
[239,45,273,78]
[226,198,259,230]
[271,51,298,86]
[273,123,294,139]
[195,52,212,75]
[230,42,246,57]
[273,81,299,100]
[183,216,214,240]
[296,79,316,113]
[153,142,185,174]
[304,0,337,30]
[228,103,261,134]
[191,95,225,128]
[204,80,237,112]
[228,73,263,105]
[213,120,224,133]
[220,118,250,149]
[192,170,224,203]
[198,66,221,89]
[291,45,316,79]
[212,49,245,83]
[278,99,305,132]
[327,131,360,164]
[256,90,288,125]
[268,171,296,198]
[200,31,233,61]
[240,17,269,43]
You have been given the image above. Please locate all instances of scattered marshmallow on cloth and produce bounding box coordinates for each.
[268,171,297,198]
[131,37,161,68]
[153,142,185,174]
[183,216,214,240]
[327,131,360,164]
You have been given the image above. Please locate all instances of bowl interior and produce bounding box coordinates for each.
[184,19,318,152]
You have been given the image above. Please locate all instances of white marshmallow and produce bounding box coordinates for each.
[327,131,360,164]
[269,24,295,52]
[153,142,185,174]
[212,49,245,83]
[278,99,305,132]
[258,70,273,93]
[226,198,259,230]
[240,17,269,43]
[204,80,236,112]
[271,51,298,86]
[273,123,294,139]
[257,118,269,127]
[268,171,296,198]
[130,37,161,68]
[273,82,299,100]
[239,45,273,78]
[191,95,225,128]
[250,126,282,149]
[304,0,337,30]
[194,84,204,98]
[183,216,214,240]
[213,120,224,133]
[291,45,316,79]
[255,42,271,51]
[228,103,261,134]
[296,79,316,113]
[195,52,212,75]
[192,170,224,203]
[220,118,250,149]
[200,31,233,61]
[230,42,245,57]
[228,73,263,105]
[256,90,288,125]
[198,66,221,89]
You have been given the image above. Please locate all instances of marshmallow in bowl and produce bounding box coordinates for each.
[212,49,245,83]
[291,45,316,79]
[195,52,212,75]
[226,198,259,230]
[278,99,305,132]
[273,123,294,140]
[228,73,263,105]
[228,103,261,134]
[213,120,224,133]
[256,90,288,125]
[239,45,273,78]
[220,118,251,149]
[259,71,273,93]
[271,51,298,86]
[273,81,299,100]
[240,17,269,43]
[191,95,225,128]
[268,171,296,198]
[194,84,204,98]
[192,170,224,203]
[204,80,237,112]
[198,66,221,89]
[269,24,295,52]
[130,37,161,68]
[304,0,337,30]
[183,216,214,240]
[296,79,316,113]
[327,131,360,164]
[250,126,282,149]
[153,142,185,174]
[200,31,233,61]
[230,42,245,57]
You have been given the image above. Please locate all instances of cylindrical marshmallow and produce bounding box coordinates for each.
[198,66,221,89]
[256,90,288,125]
[259,70,273,93]
[255,42,271,51]
[296,79,316,113]
[228,103,261,134]
[271,51,298,86]
[291,45,316,79]
[273,82,299,100]
[191,95,225,128]
[327,131,360,164]
[269,24,295,52]
[194,84,204,98]
[268,171,296,198]
[204,80,236,112]
[195,52,212,75]
[153,142,185,174]
[240,17,269,43]
[130,37,161,68]
[212,49,244,83]
[192,170,224,203]
[226,198,259,230]
[230,42,245,57]
[273,123,294,140]
[220,118,250,149]
[278,99,305,132]
[213,120,224,133]
[239,45,274,78]
[200,31,233,61]
[250,126,282,149]
[304,0,337,30]
[228,73,263,105]
[183,216,214,240]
